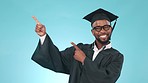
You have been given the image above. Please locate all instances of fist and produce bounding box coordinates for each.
[35,24,46,37]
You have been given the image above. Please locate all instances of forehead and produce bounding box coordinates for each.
[92,20,110,27]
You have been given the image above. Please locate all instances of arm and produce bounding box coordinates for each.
[32,34,73,74]
[69,41,123,83]
[32,16,73,74]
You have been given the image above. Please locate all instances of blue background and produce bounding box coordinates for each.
[0,0,148,83]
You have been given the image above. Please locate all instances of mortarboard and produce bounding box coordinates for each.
[83,8,118,31]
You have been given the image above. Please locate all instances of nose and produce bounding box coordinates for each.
[99,28,106,33]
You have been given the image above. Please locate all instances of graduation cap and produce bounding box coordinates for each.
[83,8,118,31]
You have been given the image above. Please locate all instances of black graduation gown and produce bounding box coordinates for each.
[32,34,124,83]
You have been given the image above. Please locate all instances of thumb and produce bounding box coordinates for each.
[71,42,80,50]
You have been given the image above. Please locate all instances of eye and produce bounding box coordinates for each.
[103,25,111,30]
[93,27,102,32]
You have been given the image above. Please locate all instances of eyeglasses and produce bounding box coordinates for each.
[92,25,111,32]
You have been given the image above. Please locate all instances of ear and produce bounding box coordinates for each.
[91,29,95,36]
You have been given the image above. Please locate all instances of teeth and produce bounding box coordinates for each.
[100,35,107,38]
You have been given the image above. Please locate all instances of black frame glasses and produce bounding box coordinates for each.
[92,25,111,32]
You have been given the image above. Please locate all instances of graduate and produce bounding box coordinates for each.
[32,8,124,83]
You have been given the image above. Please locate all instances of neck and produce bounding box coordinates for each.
[95,40,109,50]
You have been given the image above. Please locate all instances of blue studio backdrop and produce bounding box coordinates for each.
[0,0,148,83]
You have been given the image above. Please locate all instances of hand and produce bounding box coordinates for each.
[71,42,86,64]
[32,16,46,37]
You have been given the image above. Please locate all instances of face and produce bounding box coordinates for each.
[91,20,112,44]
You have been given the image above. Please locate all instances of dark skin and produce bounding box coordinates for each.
[91,20,112,49]
[32,16,112,64]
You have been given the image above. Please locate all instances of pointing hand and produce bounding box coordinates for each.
[71,42,86,64]
[32,16,46,37]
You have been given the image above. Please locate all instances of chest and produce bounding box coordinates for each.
[84,49,116,67]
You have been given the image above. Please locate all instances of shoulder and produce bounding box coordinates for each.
[74,43,94,52]
[102,47,124,60]
[76,43,93,49]
[110,48,123,55]
[108,47,124,59]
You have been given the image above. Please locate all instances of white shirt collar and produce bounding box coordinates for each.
[93,42,112,52]
[92,42,112,61]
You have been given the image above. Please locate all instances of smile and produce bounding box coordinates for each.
[99,35,107,38]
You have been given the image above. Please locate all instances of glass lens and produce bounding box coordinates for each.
[93,27,102,32]
[103,25,111,31]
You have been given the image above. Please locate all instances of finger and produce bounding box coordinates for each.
[71,42,80,50]
[35,28,41,32]
[36,24,43,28]
[32,16,41,24]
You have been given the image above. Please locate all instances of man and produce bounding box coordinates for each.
[32,8,124,83]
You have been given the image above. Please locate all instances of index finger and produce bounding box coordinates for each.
[71,42,80,50]
[32,16,41,24]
